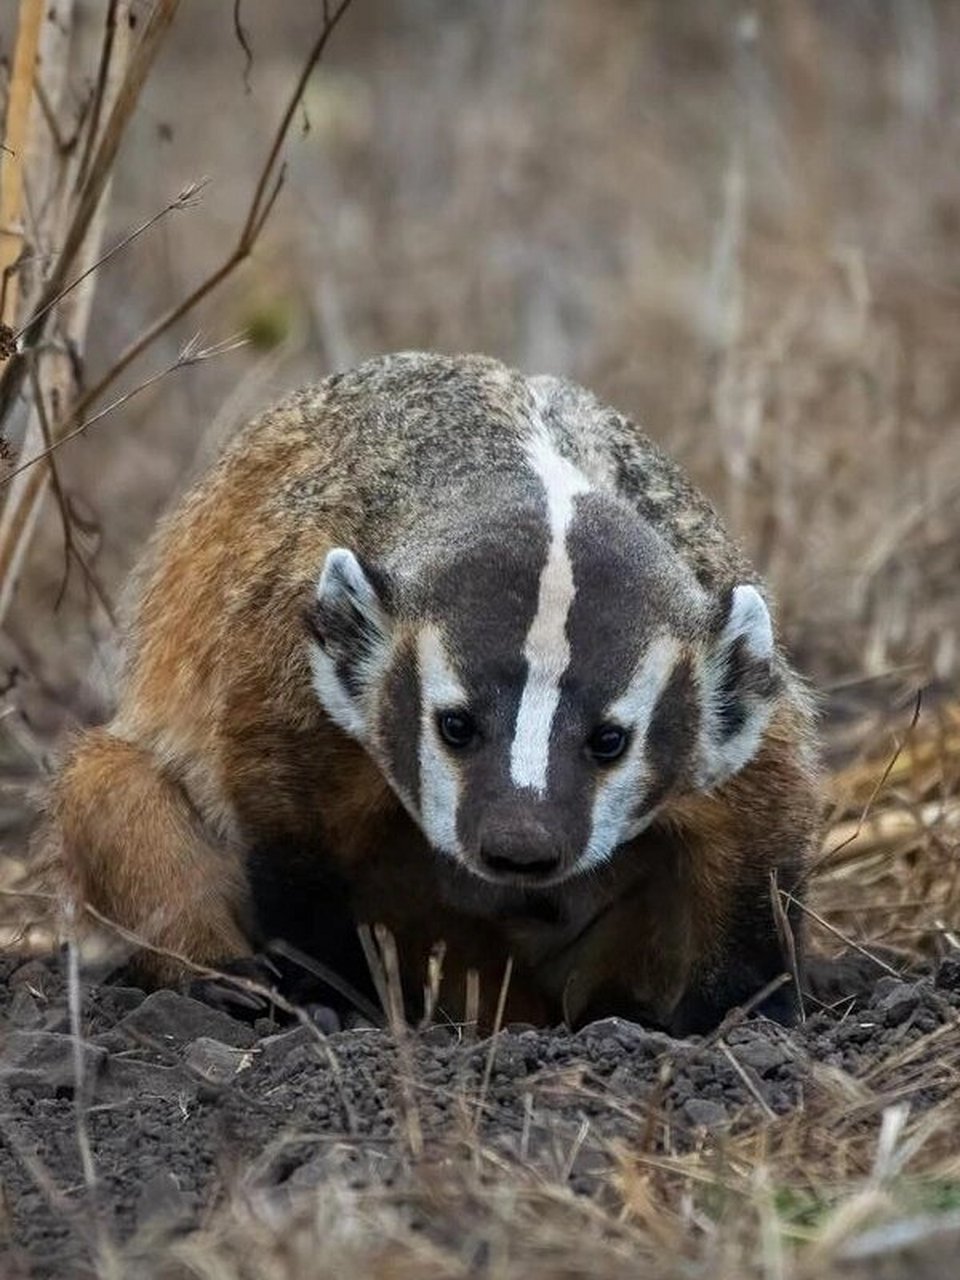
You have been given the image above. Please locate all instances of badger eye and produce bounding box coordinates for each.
[437,709,477,749]
[588,723,630,764]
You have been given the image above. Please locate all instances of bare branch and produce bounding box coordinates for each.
[2,0,354,491]
[12,180,208,344]
[240,0,353,248]
[0,0,182,420]
[73,0,122,193]
[0,333,248,490]
[232,0,254,92]
[0,0,45,329]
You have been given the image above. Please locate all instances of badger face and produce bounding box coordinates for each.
[305,432,780,888]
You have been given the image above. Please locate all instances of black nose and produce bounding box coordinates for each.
[479,824,562,878]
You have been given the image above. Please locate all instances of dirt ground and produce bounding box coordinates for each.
[2,950,959,1279]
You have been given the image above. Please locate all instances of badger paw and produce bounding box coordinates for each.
[303,1003,342,1035]
[186,953,282,1022]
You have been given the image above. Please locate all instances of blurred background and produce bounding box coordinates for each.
[1,1,958,841]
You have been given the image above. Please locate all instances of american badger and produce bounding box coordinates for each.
[46,352,820,1032]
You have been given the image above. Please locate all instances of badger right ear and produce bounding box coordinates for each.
[305,548,393,738]
[694,584,781,790]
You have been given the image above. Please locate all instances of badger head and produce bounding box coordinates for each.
[304,435,781,888]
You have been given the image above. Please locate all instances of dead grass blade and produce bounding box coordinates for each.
[0,0,45,336]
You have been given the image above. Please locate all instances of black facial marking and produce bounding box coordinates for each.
[424,498,548,676]
[645,655,699,798]
[407,480,709,871]
[550,494,702,853]
[564,494,678,696]
[379,638,421,811]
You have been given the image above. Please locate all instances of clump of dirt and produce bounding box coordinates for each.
[2,952,959,1278]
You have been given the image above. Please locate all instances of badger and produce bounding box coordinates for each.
[44,352,820,1033]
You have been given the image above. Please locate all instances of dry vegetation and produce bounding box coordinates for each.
[1,2,959,1277]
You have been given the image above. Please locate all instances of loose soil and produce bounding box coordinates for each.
[2,952,959,1278]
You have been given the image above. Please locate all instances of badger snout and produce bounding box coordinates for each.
[477,814,566,881]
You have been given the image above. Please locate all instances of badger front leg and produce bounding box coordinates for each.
[44,729,253,987]
[663,741,816,1035]
[557,850,802,1036]
[557,759,814,1035]
[666,845,805,1036]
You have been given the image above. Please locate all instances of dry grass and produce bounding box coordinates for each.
[96,996,960,1279]
[1,2,959,1278]
[812,697,960,963]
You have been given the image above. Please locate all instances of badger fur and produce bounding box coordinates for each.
[44,352,820,1033]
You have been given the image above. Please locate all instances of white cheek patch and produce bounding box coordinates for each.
[582,634,681,870]
[417,625,467,859]
[510,430,591,795]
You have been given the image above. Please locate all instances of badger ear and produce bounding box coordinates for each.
[305,548,393,738]
[695,584,780,789]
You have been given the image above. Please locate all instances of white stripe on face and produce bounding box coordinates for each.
[417,625,467,858]
[582,634,681,870]
[509,430,591,795]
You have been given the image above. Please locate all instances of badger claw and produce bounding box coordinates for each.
[186,954,282,1021]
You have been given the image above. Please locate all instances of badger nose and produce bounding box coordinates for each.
[479,821,562,878]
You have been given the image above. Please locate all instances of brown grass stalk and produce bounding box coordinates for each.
[0,0,133,625]
[0,0,181,415]
[0,0,45,332]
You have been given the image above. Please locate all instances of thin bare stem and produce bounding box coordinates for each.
[473,956,514,1136]
[770,868,806,1022]
[1,334,246,487]
[0,0,182,419]
[719,1040,777,1120]
[73,0,121,193]
[805,690,924,887]
[239,0,353,247]
[783,891,903,976]
[26,347,115,621]
[264,937,384,1026]
[232,0,254,91]
[0,0,45,329]
[12,180,207,342]
[2,0,354,490]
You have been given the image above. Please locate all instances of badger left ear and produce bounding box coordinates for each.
[304,548,393,739]
[695,584,781,789]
